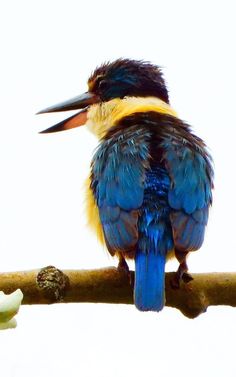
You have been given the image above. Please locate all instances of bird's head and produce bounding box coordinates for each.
[38,59,169,135]
[87,59,169,103]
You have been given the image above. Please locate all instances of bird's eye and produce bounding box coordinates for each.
[98,80,108,91]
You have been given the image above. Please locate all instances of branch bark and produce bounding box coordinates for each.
[0,266,235,318]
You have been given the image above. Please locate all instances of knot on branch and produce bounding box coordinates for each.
[165,273,209,318]
[36,266,69,302]
[179,289,209,319]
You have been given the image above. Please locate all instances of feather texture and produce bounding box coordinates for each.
[135,167,173,311]
[88,104,213,311]
[90,125,151,257]
[135,249,166,311]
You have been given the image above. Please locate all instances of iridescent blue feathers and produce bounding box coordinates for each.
[90,111,213,311]
[91,126,151,255]
[161,118,213,252]
[135,250,166,311]
[135,167,173,311]
[88,59,169,103]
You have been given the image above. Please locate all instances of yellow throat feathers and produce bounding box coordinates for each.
[86,96,178,138]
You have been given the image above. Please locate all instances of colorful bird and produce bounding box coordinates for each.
[38,59,214,312]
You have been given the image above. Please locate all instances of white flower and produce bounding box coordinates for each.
[0,289,23,330]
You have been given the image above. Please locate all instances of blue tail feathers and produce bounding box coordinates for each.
[134,249,166,311]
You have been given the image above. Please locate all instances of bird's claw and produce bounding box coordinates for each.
[182,272,193,283]
[170,261,193,289]
[118,258,129,273]
[170,273,181,289]
[117,257,133,286]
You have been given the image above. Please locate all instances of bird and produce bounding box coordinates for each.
[37,58,214,312]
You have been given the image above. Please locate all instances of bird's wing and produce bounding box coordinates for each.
[91,126,151,256]
[162,132,214,252]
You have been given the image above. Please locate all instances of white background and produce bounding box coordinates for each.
[0,0,236,376]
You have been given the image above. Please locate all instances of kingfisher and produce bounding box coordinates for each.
[38,59,214,312]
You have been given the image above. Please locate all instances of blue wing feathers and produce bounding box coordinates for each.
[192,207,209,224]
[99,205,120,223]
[91,127,151,254]
[165,146,213,213]
[164,138,213,251]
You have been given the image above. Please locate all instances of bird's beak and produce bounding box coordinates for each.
[37,92,100,134]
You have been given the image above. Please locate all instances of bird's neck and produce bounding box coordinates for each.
[86,96,177,138]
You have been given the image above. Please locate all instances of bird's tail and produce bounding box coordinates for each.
[134,249,166,311]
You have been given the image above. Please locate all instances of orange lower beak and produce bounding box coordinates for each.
[39,108,88,134]
[37,91,99,133]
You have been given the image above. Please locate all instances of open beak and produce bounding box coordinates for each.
[37,92,100,134]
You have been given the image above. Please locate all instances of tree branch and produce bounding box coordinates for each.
[0,266,235,318]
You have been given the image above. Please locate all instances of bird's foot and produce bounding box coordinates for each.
[117,257,133,286]
[170,258,193,289]
[182,272,194,284]
[117,257,129,273]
